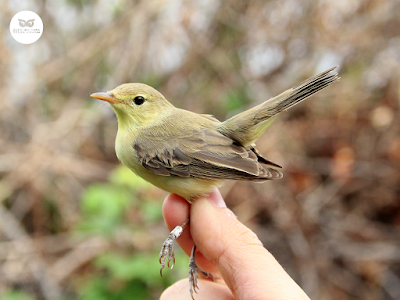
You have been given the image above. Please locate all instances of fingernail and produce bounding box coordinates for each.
[206,189,227,208]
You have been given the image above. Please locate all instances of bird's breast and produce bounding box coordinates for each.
[115,128,141,172]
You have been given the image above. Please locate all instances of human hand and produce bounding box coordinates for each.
[160,188,311,300]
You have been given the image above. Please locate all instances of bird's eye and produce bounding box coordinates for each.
[133,96,145,105]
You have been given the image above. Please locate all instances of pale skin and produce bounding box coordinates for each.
[160,189,311,300]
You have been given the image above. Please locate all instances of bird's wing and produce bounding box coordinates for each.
[133,128,282,180]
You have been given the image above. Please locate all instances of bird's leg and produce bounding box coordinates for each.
[159,218,189,276]
[188,243,215,299]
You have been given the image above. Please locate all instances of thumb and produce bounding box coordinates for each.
[190,191,310,300]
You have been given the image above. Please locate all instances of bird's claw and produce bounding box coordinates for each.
[159,237,175,276]
[188,263,199,298]
[188,245,215,300]
[159,225,184,276]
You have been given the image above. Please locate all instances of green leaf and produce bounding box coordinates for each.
[96,253,164,285]
[141,201,163,222]
[77,216,120,235]
[81,183,131,218]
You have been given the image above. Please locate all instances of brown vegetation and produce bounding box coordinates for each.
[1,0,399,299]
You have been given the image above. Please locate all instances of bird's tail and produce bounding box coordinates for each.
[218,66,340,146]
[258,66,340,116]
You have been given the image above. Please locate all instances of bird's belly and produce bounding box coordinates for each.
[143,173,221,203]
[115,134,220,202]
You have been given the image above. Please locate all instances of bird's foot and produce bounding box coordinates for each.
[159,218,189,276]
[188,244,215,300]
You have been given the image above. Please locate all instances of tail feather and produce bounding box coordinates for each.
[217,66,340,146]
[271,66,340,114]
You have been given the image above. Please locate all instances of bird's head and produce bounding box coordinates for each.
[91,83,174,128]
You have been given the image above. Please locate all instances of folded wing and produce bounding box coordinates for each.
[133,128,282,181]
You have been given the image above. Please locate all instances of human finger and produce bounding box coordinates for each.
[190,195,310,300]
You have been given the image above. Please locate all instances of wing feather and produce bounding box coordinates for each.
[134,127,282,180]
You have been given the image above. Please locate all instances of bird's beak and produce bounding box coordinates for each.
[90,92,123,104]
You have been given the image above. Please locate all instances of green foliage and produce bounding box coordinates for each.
[0,290,35,300]
[78,182,132,234]
[79,276,149,300]
[141,201,164,223]
[78,250,188,300]
[75,165,187,299]
[96,253,165,284]
[224,87,249,112]
[77,165,157,235]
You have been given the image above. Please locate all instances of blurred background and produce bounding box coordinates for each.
[1,0,400,299]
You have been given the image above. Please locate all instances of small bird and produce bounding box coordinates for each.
[91,66,339,298]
